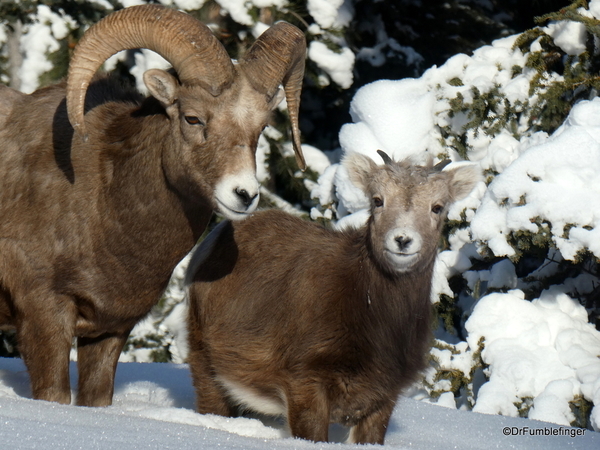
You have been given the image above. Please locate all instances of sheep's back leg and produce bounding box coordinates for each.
[188,342,236,416]
[16,292,75,404]
[0,285,13,325]
[76,331,130,406]
[286,381,330,442]
[348,398,396,445]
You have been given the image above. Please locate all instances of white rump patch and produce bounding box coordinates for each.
[217,376,286,417]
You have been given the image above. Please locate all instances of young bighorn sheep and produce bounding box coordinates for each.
[186,151,480,444]
[0,5,306,406]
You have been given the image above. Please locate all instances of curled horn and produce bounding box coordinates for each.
[434,159,452,171]
[377,150,393,165]
[66,5,235,139]
[239,22,307,170]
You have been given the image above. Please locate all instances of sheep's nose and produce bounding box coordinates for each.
[395,236,413,252]
[235,188,258,208]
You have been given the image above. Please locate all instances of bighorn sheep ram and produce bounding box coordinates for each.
[0,4,306,406]
[186,151,480,444]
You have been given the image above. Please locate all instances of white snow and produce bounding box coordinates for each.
[215,0,289,26]
[338,78,435,163]
[307,0,343,29]
[119,0,146,6]
[298,144,332,175]
[129,49,172,95]
[88,0,115,9]
[465,289,600,429]
[544,20,587,56]
[307,41,355,89]
[0,357,597,449]
[171,0,208,10]
[18,5,76,94]
[471,99,600,261]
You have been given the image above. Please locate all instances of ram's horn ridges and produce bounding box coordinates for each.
[240,22,307,170]
[66,4,235,138]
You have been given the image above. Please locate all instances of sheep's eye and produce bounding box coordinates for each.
[373,197,384,208]
[185,116,204,126]
[432,204,444,214]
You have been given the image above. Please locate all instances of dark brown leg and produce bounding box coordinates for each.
[76,331,129,406]
[350,399,396,444]
[188,342,236,416]
[188,287,236,416]
[17,294,75,404]
[286,381,330,442]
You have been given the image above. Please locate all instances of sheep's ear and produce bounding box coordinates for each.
[144,69,178,106]
[446,164,481,201]
[343,152,378,191]
[184,220,231,286]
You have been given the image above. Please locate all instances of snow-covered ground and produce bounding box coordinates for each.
[0,357,597,449]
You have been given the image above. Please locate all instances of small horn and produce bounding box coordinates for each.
[67,5,235,138]
[239,22,306,170]
[377,150,393,165]
[434,159,452,171]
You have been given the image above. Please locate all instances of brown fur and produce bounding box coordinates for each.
[186,154,480,444]
[0,70,278,406]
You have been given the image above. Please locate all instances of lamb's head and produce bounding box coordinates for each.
[66,5,306,220]
[344,151,480,274]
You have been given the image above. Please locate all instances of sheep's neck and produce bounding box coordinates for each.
[352,228,434,348]
[92,127,209,308]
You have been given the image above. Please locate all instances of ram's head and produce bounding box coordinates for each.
[66,4,306,219]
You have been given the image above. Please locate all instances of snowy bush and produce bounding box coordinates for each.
[310,0,600,431]
[1,0,600,433]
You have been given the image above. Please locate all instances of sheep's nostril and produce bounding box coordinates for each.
[395,236,412,252]
[235,188,257,208]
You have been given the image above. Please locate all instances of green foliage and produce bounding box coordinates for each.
[515,397,535,418]
[37,37,71,87]
[435,0,600,295]
[442,85,523,159]
[424,337,486,408]
[506,219,553,262]
[436,0,600,168]
[570,395,594,428]
[123,333,172,362]
[435,292,463,336]
[513,1,600,134]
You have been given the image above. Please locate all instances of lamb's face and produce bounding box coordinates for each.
[366,165,452,273]
[344,152,481,275]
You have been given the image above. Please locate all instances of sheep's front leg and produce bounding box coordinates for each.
[17,293,75,404]
[349,399,396,445]
[76,331,130,407]
[286,382,330,442]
